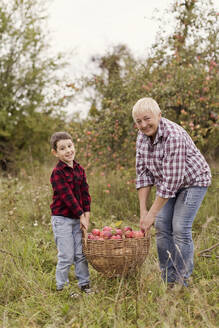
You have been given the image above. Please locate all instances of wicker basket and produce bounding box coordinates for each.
[82,234,150,277]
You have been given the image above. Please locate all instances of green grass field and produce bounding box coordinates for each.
[0,164,218,328]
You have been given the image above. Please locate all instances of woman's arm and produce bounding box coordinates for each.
[140,196,169,232]
[138,186,151,229]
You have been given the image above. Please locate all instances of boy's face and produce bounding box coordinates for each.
[52,139,75,166]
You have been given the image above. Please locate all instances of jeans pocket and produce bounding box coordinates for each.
[52,216,65,227]
[184,188,204,207]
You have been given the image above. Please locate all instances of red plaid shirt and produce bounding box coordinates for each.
[50,160,91,219]
[136,118,211,198]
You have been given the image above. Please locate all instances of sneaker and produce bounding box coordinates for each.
[167,282,175,290]
[56,286,64,292]
[70,291,79,298]
[80,284,94,294]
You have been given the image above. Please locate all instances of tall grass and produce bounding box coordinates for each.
[0,164,218,328]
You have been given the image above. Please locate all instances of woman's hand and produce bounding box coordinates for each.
[140,212,155,233]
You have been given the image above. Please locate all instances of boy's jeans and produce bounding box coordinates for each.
[51,216,90,289]
[154,186,207,285]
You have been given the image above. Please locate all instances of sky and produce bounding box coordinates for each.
[47,0,218,117]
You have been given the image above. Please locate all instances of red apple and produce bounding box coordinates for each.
[91,228,100,236]
[103,231,112,239]
[115,228,123,236]
[110,235,118,240]
[125,230,134,238]
[102,226,112,231]
[124,226,132,232]
[115,234,122,239]
[88,234,95,240]
[133,230,144,238]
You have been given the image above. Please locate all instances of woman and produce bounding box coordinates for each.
[132,97,211,286]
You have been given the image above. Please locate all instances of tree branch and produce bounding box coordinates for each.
[197,242,219,256]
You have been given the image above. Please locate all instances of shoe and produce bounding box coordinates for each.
[167,282,175,290]
[70,291,79,298]
[80,284,94,294]
[56,287,64,291]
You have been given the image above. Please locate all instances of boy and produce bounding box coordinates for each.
[50,131,92,294]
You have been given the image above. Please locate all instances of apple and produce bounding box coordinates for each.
[103,231,112,239]
[115,234,122,239]
[102,226,112,231]
[133,230,144,238]
[124,226,132,232]
[91,228,100,236]
[115,228,123,236]
[88,234,95,240]
[110,235,118,240]
[125,230,134,238]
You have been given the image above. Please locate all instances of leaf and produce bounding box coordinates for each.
[114,220,123,227]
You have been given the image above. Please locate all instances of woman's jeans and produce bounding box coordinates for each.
[51,216,90,289]
[154,187,207,285]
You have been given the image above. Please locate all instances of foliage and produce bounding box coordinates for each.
[142,0,219,154]
[0,164,218,327]
[72,0,218,171]
[68,45,140,171]
[0,0,72,168]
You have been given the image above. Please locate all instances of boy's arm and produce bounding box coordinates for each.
[80,211,90,230]
[81,169,91,213]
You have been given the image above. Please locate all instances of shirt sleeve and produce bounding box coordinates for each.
[156,135,186,198]
[136,148,154,189]
[81,169,91,212]
[50,169,83,217]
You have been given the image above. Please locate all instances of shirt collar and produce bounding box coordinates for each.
[153,118,164,144]
[57,160,78,169]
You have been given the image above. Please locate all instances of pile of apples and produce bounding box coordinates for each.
[87,226,145,240]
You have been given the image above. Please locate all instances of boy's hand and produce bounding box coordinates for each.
[84,211,90,227]
[80,213,89,230]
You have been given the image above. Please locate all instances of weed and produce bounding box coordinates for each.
[0,165,218,327]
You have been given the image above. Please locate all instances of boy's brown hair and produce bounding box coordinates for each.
[50,132,73,151]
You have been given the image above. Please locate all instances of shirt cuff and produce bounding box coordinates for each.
[83,205,90,212]
[77,209,84,217]
[156,188,175,198]
[136,178,154,189]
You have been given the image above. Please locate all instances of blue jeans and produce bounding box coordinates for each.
[154,187,207,285]
[51,216,90,289]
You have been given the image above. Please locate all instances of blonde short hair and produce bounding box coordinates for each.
[132,97,161,121]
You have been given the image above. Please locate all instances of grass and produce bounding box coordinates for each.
[0,163,218,328]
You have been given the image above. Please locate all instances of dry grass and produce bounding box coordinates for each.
[0,164,218,327]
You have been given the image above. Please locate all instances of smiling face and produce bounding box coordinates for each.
[135,110,161,140]
[52,139,75,166]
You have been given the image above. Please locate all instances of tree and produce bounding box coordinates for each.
[0,0,72,169]
[137,0,218,155]
[76,0,218,170]
[75,44,139,170]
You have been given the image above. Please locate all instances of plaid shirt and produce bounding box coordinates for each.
[50,160,91,219]
[136,117,211,198]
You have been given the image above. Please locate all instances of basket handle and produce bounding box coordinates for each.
[82,227,88,247]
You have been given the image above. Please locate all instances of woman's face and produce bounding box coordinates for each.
[135,110,161,140]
